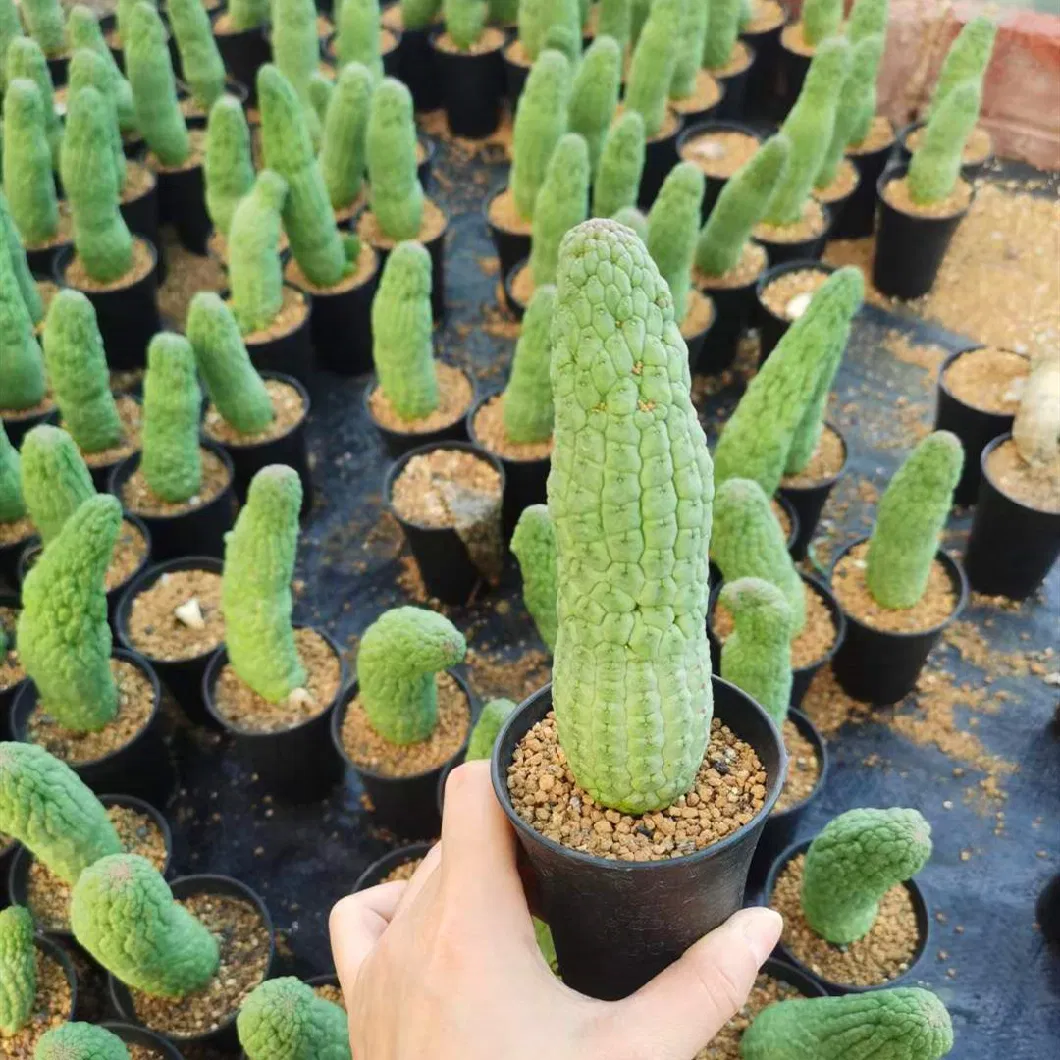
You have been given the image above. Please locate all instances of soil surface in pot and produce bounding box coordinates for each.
[613,103,680,145]
[473,394,553,460]
[209,226,291,266]
[671,71,722,118]
[773,720,821,813]
[124,1041,171,1060]
[2,947,73,1057]
[121,449,231,517]
[771,853,921,987]
[284,241,377,295]
[26,802,169,931]
[761,267,830,320]
[680,129,759,180]
[906,124,992,167]
[780,22,818,57]
[121,163,156,206]
[203,379,306,447]
[357,198,448,249]
[985,440,1060,513]
[75,395,143,470]
[943,347,1028,414]
[23,203,73,253]
[487,186,532,236]
[695,242,768,291]
[744,0,785,33]
[753,199,827,244]
[813,158,859,205]
[314,982,346,1006]
[1,393,57,424]
[433,26,505,55]
[229,288,310,345]
[369,363,472,435]
[65,237,155,292]
[390,447,502,530]
[0,512,35,550]
[127,567,225,661]
[780,423,845,488]
[694,971,809,1059]
[147,129,205,174]
[212,628,342,733]
[681,289,716,339]
[882,177,973,219]
[707,39,753,78]
[507,712,768,861]
[23,519,147,595]
[770,498,792,540]
[0,604,25,692]
[848,115,895,155]
[510,261,535,306]
[341,672,470,776]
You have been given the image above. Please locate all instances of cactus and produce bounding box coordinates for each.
[272,0,320,105]
[801,808,932,944]
[69,46,128,191]
[0,192,42,326]
[612,205,647,240]
[929,16,996,116]
[36,1023,134,1060]
[307,72,334,131]
[2,79,60,247]
[365,77,425,242]
[630,0,650,43]
[71,854,220,997]
[510,504,557,651]
[848,0,889,44]
[569,36,620,176]
[702,0,741,70]
[21,426,96,547]
[400,0,442,31]
[445,0,488,50]
[764,37,850,226]
[238,977,351,1060]
[488,0,519,23]
[817,35,884,187]
[801,0,842,47]
[864,431,962,611]
[0,220,46,414]
[337,0,383,79]
[1013,354,1060,468]
[502,284,556,443]
[550,219,714,812]
[229,170,288,335]
[0,0,24,87]
[371,241,437,420]
[67,6,137,134]
[5,37,62,170]
[466,698,518,760]
[0,424,26,523]
[229,0,271,31]
[529,132,589,287]
[42,292,125,455]
[670,0,708,99]
[0,905,35,1035]
[20,0,65,57]
[907,81,981,206]
[624,0,681,138]
[741,988,954,1060]
[321,62,373,212]
[518,0,579,62]
[646,160,705,322]
[223,465,306,703]
[169,0,227,109]
[187,293,275,435]
[597,0,631,54]
[511,50,571,222]
[17,494,121,732]
[592,110,645,219]
[204,95,255,240]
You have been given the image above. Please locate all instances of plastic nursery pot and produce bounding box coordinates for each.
[830,133,895,240]
[35,935,80,1020]
[119,170,165,284]
[0,520,35,593]
[0,593,26,741]
[109,874,275,1051]
[677,120,765,224]
[364,216,447,323]
[502,41,530,107]
[778,422,849,560]
[25,235,74,281]
[53,241,163,371]
[389,14,442,113]
[755,202,832,269]
[491,676,786,1000]
[333,672,475,839]
[484,186,532,283]
[107,441,238,562]
[763,839,931,996]
[1037,873,1060,951]
[428,29,506,139]
[712,41,756,120]
[352,842,435,891]
[895,121,995,182]
[872,163,975,301]
[775,38,811,119]
[682,297,716,376]
[417,133,438,192]
[182,78,250,130]
[210,12,271,107]
[228,285,315,382]
[741,14,786,120]
[155,162,211,256]
[102,1023,186,1060]
[694,271,761,377]
[502,257,529,321]
[637,113,684,209]
[384,442,505,607]
[0,840,13,910]
[829,537,969,706]
[963,433,1060,601]
[818,166,861,241]
[1,403,59,451]
[363,368,474,460]
[760,956,829,998]
[755,258,836,364]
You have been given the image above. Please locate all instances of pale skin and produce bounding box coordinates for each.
[331,761,783,1059]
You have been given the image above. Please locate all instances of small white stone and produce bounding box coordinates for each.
[174,598,205,629]
[786,292,814,320]
[288,687,315,709]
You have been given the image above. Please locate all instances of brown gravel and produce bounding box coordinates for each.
[680,130,760,180]
[507,713,768,862]
[126,1044,169,1060]
[487,185,533,235]
[130,893,271,1039]
[743,0,785,34]
[906,123,993,166]
[472,393,553,460]
[694,972,807,1059]
[695,241,769,290]
[106,518,150,592]
[233,287,310,344]
[709,39,753,78]
[464,645,551,703]
[772,854,922,987]
[986,438,1060,513]
[0,513,35,547]
[285,240,377,294]
[368,362,472,434]
[671,70,722,116]
[1,394,57,421]
[382,856,425,884]
[510,261,535,306]
[681,288,716,338]
[121,449,231,517]
[754,198,827,243]
[391,447,502,529]
[66,237,155,291]
[127,568,225,662]
[358,198,448,250]
[203,378,305,446]
[760,267,831,320]
[212,628,342,733]
[76,395,142,468]
[0,605,25,692]
[774,719,822,814]
[313,982,345,1008]
[1,948,73,1057]
[781,22,817,57]
[121,163,156,205]
[781,423,846,487]
[771,498,792,541]
[883,176,974,219]
[147,130,205,175]
[433,26,504,55]
[341,671,470,776]
[942,347,1029,414]
[849,115,896,155]
[814,158,859,205]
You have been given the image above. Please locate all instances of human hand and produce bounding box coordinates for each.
[331,760,782,1060]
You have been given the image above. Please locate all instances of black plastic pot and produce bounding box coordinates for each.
[817,164,861,240]
[682,295,716,375]
[429,30,505,139]
[742,15,785,120]
[638,114,683,209]
[80,397,142,494]
[108,441,237,562]
[755,202,831,268]
[363,210,447,322]
[203,626,348,801]
[831,132,894,240]
[502,257,529,321]
[755,258,835,364]
[1037,873,1060,950]
[46,52,70,89]
[764,839,931,995]
[156,162,210,256]
[0,593,25,740]
[109,874,275,1051]
[776,37,810,118]
[0,527,35,593]
[713,41,755,120]
[54,240,163,371]
[964,433,1060,600]
[115,556,224,726]
[333,671,474,838]
[353,842,434,891]
[778,423,849,560]
[290,261,378,377]
[364,369,474,460]
[492,677,786,1000]
[677,120,765,223]
[237,285,315,382]
[385,441,505,606]
[873,163,974,300]
[484,186,532,282]
[829,538,968,706]
[390,19,442,112]
[102,1023,186,1059]
[0,840,13,909]
[26,237,74,281]
[1,402,59,450]
[896,120,995,182]
[695,266,763,376]
[417,133,437,191]
[211,14,271,106]
[119,171,164,283]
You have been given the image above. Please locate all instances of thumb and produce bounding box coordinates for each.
[598,907,782,1060]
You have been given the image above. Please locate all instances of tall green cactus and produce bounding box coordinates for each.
[929,16,996,117]
[307,71,335,129]
[69,46,128,191]
[510,504,557,651]
[598,0,631,53]
[169,0,227,109]
[817,34,884,187]
[0,0,24,86]
[569,35,620,177]
[612,204,647,240]
[36,1023,134,1060]
[229,170,288,335]
[592,110,645,219]
[321,62,374,212]
[529,132,589,287]
[646,161,705,321]
[205,94,255,240]
[848,0,889,44]
[518,0,579,62]
[801,0,842,47]
[801,808,932,943]
[466,698,518,760]
[550,219,714,813]
[400,0,442,31]
[511,50,571,222]
[21,425,96,547]
[907,81,981,206]
[0,905,36,1035]
[671,0,709,99]
[624,0,681,138]
[488,0,519,24]
[238,977,351,1060]
[229,0,271,31]
[0,191,43,326]
[0,215,46,413]
[0,423,27,523]
[357,607,467,745]
[272,0,320,106]
[67,5,137,134]
[445,0,488,50]
[864,431,962,611]
[366,77,425,242]
[2,79,60,247]
[703,0,742,70]
[20,0,65,56]
[337,0,384,79]
[502,284,556,443]
[5,37,62,170]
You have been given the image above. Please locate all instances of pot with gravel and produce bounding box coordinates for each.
[0,598,27,740]
[237,975,351,1060]
[740,0,787,118]
[353,840,434,891]
[501,0,579,105]
[381,0,442,112]
[168,0,229,119]
[700,0,754,120]
[678,120,763,222]
[333,606,473,837]
[437,694,518,813]
[203,94,256,267]
[13,0,72,84]
[211,2,271,105]
[764,808,933,995]
[830,432,968,705]
[591,108,646,226]
[668,1,723,126]
[772,0,839,116]
[325,0,402,79]
[754,259,835,363]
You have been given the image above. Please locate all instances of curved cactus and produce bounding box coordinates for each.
[20,0,65,57]
[17,494,121,732]
[502,284,556,444]
[510,504,557,652]
[357,607,467,745]
[597,0,632,54]
[229,170,288,335]
[36,1022,134,1060]
[67,5,137,133]
[466,698,518,761]
[801,808,933,944]
[0,424,27,523]
[21,425,97,547]
[801,0,842,47]
[205,95,255,240]
[238,977,351,1060]
[907,81,981,206]
[817,35,884,187]
[0,214,46,412]
[229,0,270,31]
[223,465,306,703]
[400,0,442,31]
[702,0,742,70]
[68,46,128,191]
[71,854,220,997]
[0,0,24,87]
[169,0,226,108]
[529,132,589,287]
[307,71,334,130]
[0,191,43,326]
[511,50,571,222]
[366,77,425,242]
[2,79,59,247]
[624,0,681,138]
[337,0,383,79]
[272,0,320,107]
[592,110,645,219]
[5,37,61,171]
[646,161,705,321]
[569,36,620,177]
[929,16,996,117]
[671,0,709,99]
[444,0,487,50]
[0,905,36,1035]
[865,431,963,610]
[612,205,647,241]
[321,62,373,212]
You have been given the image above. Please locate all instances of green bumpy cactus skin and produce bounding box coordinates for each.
[401,0,441,31]
[67,5,137,134]
[502,284,556,444]
[929,16,995,117]
[764,37,850,226]
[71,854,220,998]
[5,37,62,170]
[597,0,631,54]
[569,36,621,177]
[511,50,571,222]
[593,111,645,220]
[21,425,96,547]
[18,494,121,733]
[624,0,680,138]
[801,808,933,944]
[229,0,270,30]
[713,268,864,498]
[518,0,579,62]
[223,465,307,703]
[646,161,705,322]
[307,72,334,130]
[187,292,275,435]
[907,81,981,206]
[2,79,59,247]
[741,988,954,1060]
[366,77,425,241]
[0,191,44,325]
[549,219,715,813]
[42,292,124,455]
[0,424,27,523]
[205,95,255,239]
[529,132,589,287]
[357,607,467,745]
[0,905,36,1035]
[168,0,227,109]
[0,216,46,412]
[238,977,351,1060]
[466,698,518,760]
[510,504,557,652]
[371,240,438,420]
[337,0,383,79]
[719,577,793,728]
[272,0,320,102]
[35,1022,134,1060]
[20,0,64,56]
[445,0,487,50]
[702,0,742,71]
[488,0,518,24]
[848,0,889,43]
[0,0,24,86]
[865,431,962,610]
[801,0,842,47]
[229,170,288,335]
[670,0,708,99]
[321,62,373,212]
[817,35,884,187]
[68,46,129,194]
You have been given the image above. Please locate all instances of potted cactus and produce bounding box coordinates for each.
[503,0,580,104]
[701,0,756,119]
[830,431,967,705]
[328,0,401,80]
[37,1021,187,1060]
[238,976,351,1059]
[17,0,70,85]
[270,0,328,146]
[5,36,62,171]
[0,423,35,587]
[775,0,840,113]
[676,117,765,224]
[169,0,235,120]
[0,585,27,738]
[667,0,721,126]
[510,503,557,652]
[0,197,46,344]
[381,0,443,112]
[568,35,621,177]
[203,93,256,265]
[591,109,646,221]
[319,60,374,225]
[211,0,272,105]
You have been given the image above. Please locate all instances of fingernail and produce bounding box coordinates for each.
[736,908,783,966]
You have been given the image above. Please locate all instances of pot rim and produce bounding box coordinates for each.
[777,420,849,494]
[674,117,766,163]
[363,367,478,443]
[203,369,311,451]
[101,1021,187,1058]
[352,841,435,893]
[875,161,978,224]
[936,347,1030,412]
[53,236,160,290]
[37,933,79,1020]
[754,257,836,325]
[465,387,553,468]
[979,432,1060,517]
[481,182,533,240]
[770,707,828,821]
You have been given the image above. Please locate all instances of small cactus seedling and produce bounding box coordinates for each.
[0,0,24,86]
[205,95,255,241]
[238,977,351,1060]
[357,607,467,745]
[702,0,741,71]
[0,190,44,325]
[597,0,632,54]
[0,423,27,523]
[68,45,129,194]
[741,987,954,1060]
[366,77,425,242]
[20,0,64,56]
[569,36,620,176]
[321,62,374,213]
[223,465,307,703]
[800,0,842,47]
[928,16,996,117]
[444,0,488,50]
[907,81,981,207]
[67,5,137,134]
[864,431,963,611]
[18,494,122,732]
[646,160,706,322]
[168,0,227,109]
[401,0,441,31]
[1012,353,1060,468]
[529,132,589,287]
[2,79,60,247]
[592,110,645,219]
[35,1023,134,1060]
[502,284,556,444]
[229,170,288,336]
[228,0,270,30]
[336,0,384,79]
[624,0,681,138]
[0,214,46,413]
[669,0,708,100]
[848,0,889,43]
[466,698,518,760]
[71,854,220,997]
[510,504,557,652]
[801,807,932,944]
[20,425,97,547]
[0,905,36,1035]
[5,37,62,170]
